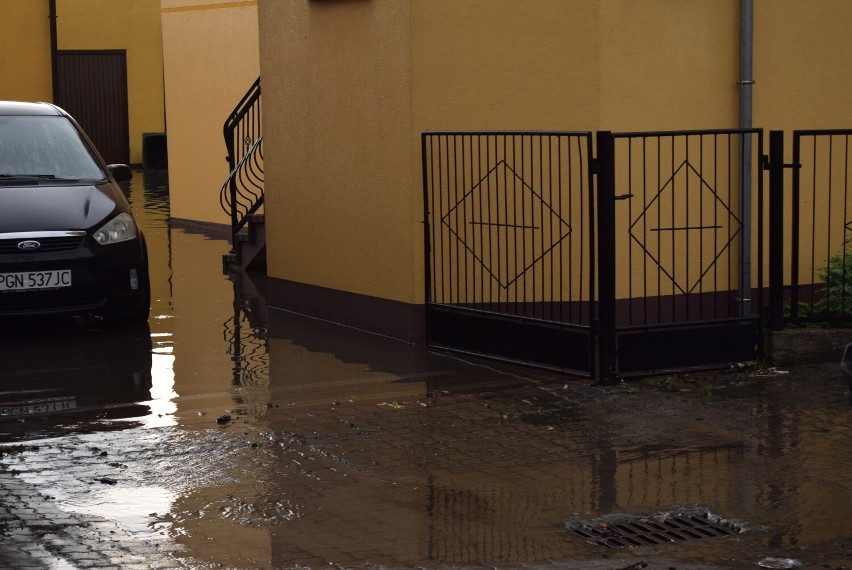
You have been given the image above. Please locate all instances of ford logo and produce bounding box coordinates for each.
[17,240,41,251]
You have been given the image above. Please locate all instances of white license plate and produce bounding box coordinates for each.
[0,397,77,417]
[0,269,72,292]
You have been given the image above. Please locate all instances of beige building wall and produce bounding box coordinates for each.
[258,1,852,339]
[754,0,852,132]
[598,2,739,130]
[753,0,852,284]
[259,1,415,304]
[258,1,752,338]
[0,1,53,102]
[161,0,260,225]
[56,0,165,165]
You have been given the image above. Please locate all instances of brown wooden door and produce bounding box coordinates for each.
[55,50,130,165]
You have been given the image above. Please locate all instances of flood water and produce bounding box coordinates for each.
[1,170,851,569]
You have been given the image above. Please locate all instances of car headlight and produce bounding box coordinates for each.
[93,212,138,245]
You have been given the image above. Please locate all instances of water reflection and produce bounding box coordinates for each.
[226,267,269,387]
[129,168,250,423]
[0,319,153,440]
[0,169,849,568]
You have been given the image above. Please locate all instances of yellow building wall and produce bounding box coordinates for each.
[598,2,739,130]
[161,0,260,225]
[259,1,414,302]
[0,1,53,102]
[258,0,852,337]
[754,0,852,284]
[259,1,745,311]
[56,0,165,165]
[754,0,852,132]
[410,1,601,131]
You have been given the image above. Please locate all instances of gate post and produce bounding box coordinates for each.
[768,130,785,331]
[596,131,617,384]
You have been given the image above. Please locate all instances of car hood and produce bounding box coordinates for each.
[0,183,118,233]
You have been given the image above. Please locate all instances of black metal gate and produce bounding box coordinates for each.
[422,129,765,381]
[422,132,597,376]
[597,130,764,379]
[783,130,852,325]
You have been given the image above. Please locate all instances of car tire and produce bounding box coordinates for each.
[103,290,149,326]
[124,286,151,325]
[105,236,151,326]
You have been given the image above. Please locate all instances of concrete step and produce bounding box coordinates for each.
[223,215,266,272]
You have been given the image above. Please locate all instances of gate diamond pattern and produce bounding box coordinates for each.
[441,160,571,289]
[628,160,742,295]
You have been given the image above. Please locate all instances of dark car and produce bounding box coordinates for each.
[0,101,149,323]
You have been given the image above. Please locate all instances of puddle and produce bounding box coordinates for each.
[0,170,850,569]
[61,484,175,538]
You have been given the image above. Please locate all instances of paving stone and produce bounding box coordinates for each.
[1,362,851,568]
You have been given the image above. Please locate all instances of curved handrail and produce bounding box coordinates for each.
[220,77,263,250]
[219,133,264,237]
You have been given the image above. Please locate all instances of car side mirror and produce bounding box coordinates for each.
[108,164,133,183]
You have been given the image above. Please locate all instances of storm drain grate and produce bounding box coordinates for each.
[570,509,744,549]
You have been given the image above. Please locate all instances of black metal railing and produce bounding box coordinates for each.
[606,129,764,325]
[597,129,765,379]
[224,306,269,387]
[786,130,852,324]
[423,129,767,380]
[422,132,597,376]
[424,132,596,323]
[225,268,269,387]
[220,77,264,249]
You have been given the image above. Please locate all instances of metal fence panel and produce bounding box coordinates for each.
[789,130,852,324]
[423,132,596,375]
[599,129,764,379]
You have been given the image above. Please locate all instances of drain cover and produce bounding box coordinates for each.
[570,509,743,548]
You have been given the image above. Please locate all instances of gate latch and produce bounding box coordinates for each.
[761,155,801,170]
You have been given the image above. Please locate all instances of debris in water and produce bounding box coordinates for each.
[757,558,803,569]
[216,415,232,424]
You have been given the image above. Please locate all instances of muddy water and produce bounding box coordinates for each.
[1,171,851,569]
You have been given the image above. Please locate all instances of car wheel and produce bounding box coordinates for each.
[103,292,149,327]
[124,288,151,324]
[105,269,151,327]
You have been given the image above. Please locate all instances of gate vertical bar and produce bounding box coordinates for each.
[586,133,598,380]
[739,132,754,317]
[789,132,802,322]
[421,132,432,341]
[768,130,785,330]
[596,131,617,383]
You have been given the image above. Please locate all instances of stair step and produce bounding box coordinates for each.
[222,252,238,274]
[226,212,266,272]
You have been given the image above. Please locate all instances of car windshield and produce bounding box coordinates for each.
[0,115,105,180]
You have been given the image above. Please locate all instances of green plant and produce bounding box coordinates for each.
[817,238,852,313]
[650,375,682,392]
[780,238,852,326]
[610,382,637,396]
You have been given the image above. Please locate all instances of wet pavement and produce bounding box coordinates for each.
[1,170,852,569]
